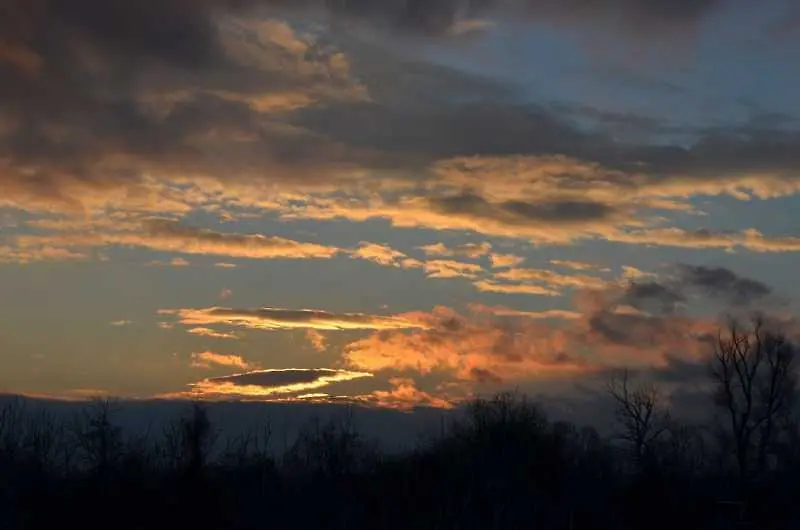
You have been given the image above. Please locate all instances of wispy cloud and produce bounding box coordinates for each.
[146,257,191,267]
[159,306,432,331]
[349,242,418,268]
[419,242,492,259]
[190,351,255,370]
[550,260,610,272]
[0,245,88,264]
[186,327,239,340]
[168,368,373,400]
[357,378,456,410]
[16,219,342,261]
[424,260,485,279]
[494,267,609,290]
[473,280,562,296]
[468,304,582,320]
[306,330,328,352]
[489,253,525,269]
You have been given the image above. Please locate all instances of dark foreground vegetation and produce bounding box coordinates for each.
[2,316,800,530]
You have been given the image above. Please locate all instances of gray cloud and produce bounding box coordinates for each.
[672,263,773,305]
[2,0,799,229]
[621,281,687,314]
[587,310,673,346]
[428,193,619,225]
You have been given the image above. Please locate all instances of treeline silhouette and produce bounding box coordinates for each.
[1,316,799,529]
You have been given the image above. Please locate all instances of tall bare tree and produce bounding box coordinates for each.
[709,316,797,484]
[607,370,669,472]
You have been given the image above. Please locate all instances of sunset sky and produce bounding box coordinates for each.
[1,0,799,413]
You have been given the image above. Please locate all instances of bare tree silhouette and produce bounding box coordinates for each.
[607,370,669,473]
[709,316,797,488]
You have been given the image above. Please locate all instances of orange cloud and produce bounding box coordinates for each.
[468,304,582,320]
[419,241,492,258]
[160,306,432,331]
[473,280,562,296]
[359,378,457,410]
[306,329,328,352]
[494,267,609,290]
[187,327,239,340]
[169,368,373,400]
[146,257,191,267]
[15,218,341,261]
[343,307,593,382]
[489,253,525,268]
[190,351,255,370]
[424,260,485,279]
[349,242,417,267]
[0,244,88,264]
[612,227,800,253]
[549,260,610,272]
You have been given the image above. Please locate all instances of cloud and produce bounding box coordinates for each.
[671,263,773,305]
[265,0,762,42]
[160,306,432,331]
[550,260,610,272]
[15,219,341,260]
[341,264,786,396]
[146,257,191,267]
[424,260,485,279]
[173,368,373,400]
[620,281,687,314]
[187,327,239,340]
[190,351,255,370]
[358,377,456,410]
[489,253,525,269]
[109,319,134,326]
[306,329,328,352]
[2,0,799,264]
[343,306,594,382]
[494,267,609,290]
[473,280,562,296]
[611,227,800,253]
[468,304,582,320]
[419,241,492,259]
[0,245,88,264]
[0,3,370,214]
[349,242,416,267]
[219,288,233,300]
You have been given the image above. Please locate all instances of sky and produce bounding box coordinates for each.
[1,0,799,416]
